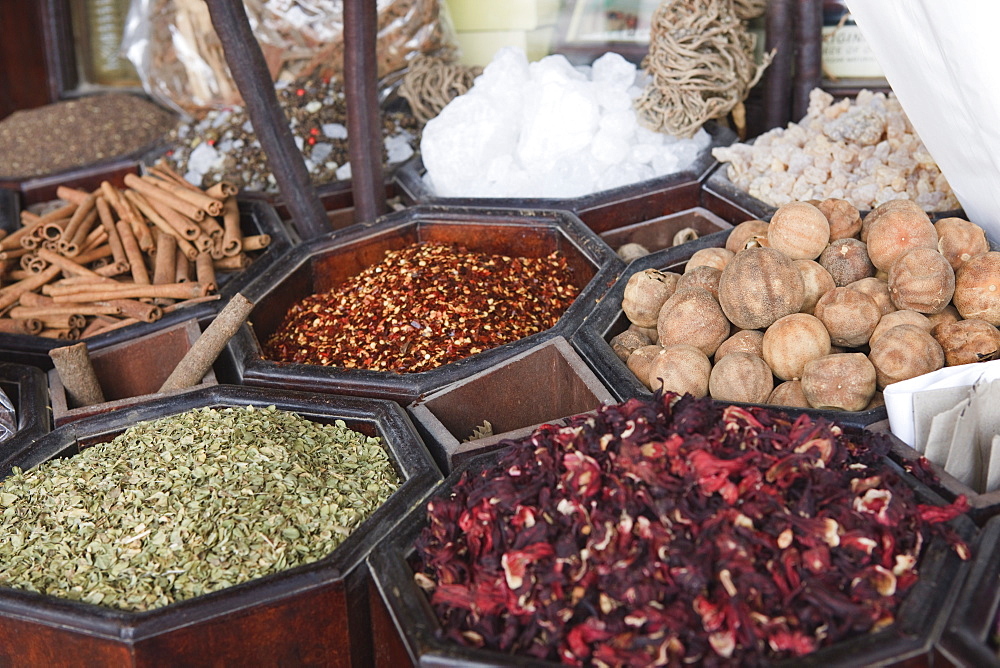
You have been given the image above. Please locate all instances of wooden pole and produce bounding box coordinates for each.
[793,0,823,122]
[203,0,330,240]
[343,0,387,223]
[763,0,795,131]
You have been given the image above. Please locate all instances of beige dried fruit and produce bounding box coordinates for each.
[627,344,663,390]
[869,310,932,348]
[795,259,836,315]
[709,352,774,403]
[861,199,927,243]
[954,251,1000,325]
[813,287,881,348]
[629,323,658,344]
[887,247,955,314]
[816,198,862,241]
[686,247,734,273]
[865,204,938,272]
[610,328,651,362]
[847,277,896,317]
[714,329,765,363]
[767,201,831,260]
[801,353,877,411]
[617,242,651,263]
[718,246,805,330]
[926,304,962,328]
[932,318,1000,366]
[935,217,989,272]
[819,238,875,286]
[761,313,832,381]
[676,265,722,300]
[657,287,730,357]
[768,379,811,408]
[622,268,679,328]
[629,323,659,344]
[647,344,712,397]
[868,323,945,389]
[726,220,770,254]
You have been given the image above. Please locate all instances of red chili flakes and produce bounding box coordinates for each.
[413,393,971,666]
[262,242,580,373]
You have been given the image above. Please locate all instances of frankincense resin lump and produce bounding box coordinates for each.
[712,89,959,212]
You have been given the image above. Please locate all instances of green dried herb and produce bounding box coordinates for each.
[0,405,399,612]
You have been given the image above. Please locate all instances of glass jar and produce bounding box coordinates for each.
[821,0,884,80]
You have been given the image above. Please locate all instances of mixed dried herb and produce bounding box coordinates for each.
[157,75,420,192]
[0,405,399,612]
[414,393,970,666]
[0,94,176,179]
[263,242,580,373]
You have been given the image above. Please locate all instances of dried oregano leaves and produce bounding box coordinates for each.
[0,405,399,612]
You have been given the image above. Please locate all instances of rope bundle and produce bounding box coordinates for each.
[398,55,483,124]
[635,0,771,138]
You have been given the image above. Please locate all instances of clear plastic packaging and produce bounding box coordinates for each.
[122,0,457,115]
[0,388,16,443]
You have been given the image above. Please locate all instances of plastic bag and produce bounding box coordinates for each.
[122,0,457,116]
[0,387,16,444]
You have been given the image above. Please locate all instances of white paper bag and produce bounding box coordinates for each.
[845,0,1000,241]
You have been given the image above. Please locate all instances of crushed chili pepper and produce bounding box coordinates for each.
[263,242,579,373]
[413,392,971,666]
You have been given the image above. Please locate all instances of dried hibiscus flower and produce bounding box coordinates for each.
[413,392,970,666]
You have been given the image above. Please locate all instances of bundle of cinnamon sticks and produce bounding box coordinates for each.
[0,161,271,339]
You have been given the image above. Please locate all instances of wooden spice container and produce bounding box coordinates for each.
[569,228,891,430]
[407,336,615,473]
[0,167,293,369]
[226,205,623,404]
[935,514,1000,667]
[369,437,977,668]
[0,361,51,464]
[46,318,218,428]
[243,177,409,236]
[395,122,736,216]
[0,384,442,667]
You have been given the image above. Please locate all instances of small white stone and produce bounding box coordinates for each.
[322,123,348,139]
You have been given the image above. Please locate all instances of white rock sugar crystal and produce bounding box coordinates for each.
[711,88,960,212]
[420,47,711,199]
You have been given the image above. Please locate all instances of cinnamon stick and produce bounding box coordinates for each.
[158,293,254,392]
[99,299,163,323]
[152,229,178,286]
[36,247,107,279]
[116,220,151,285]
[49,341,105,406]
[124,173,206,222]
[205,181,239,199]
[194,251,217,292]
[146,174,224,216]
[95,195,128,267]
[0,265,61,310]
[240,234,270,252]
[175,251,192,283]
[55,186,91,206]
[10,304,122,318]
[219,195,243,256]
[49,282,210,302]
[125,190,199,259]
[0,317,43,336]
[59,192,98,249]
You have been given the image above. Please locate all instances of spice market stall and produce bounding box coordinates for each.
[0,0,999,666]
